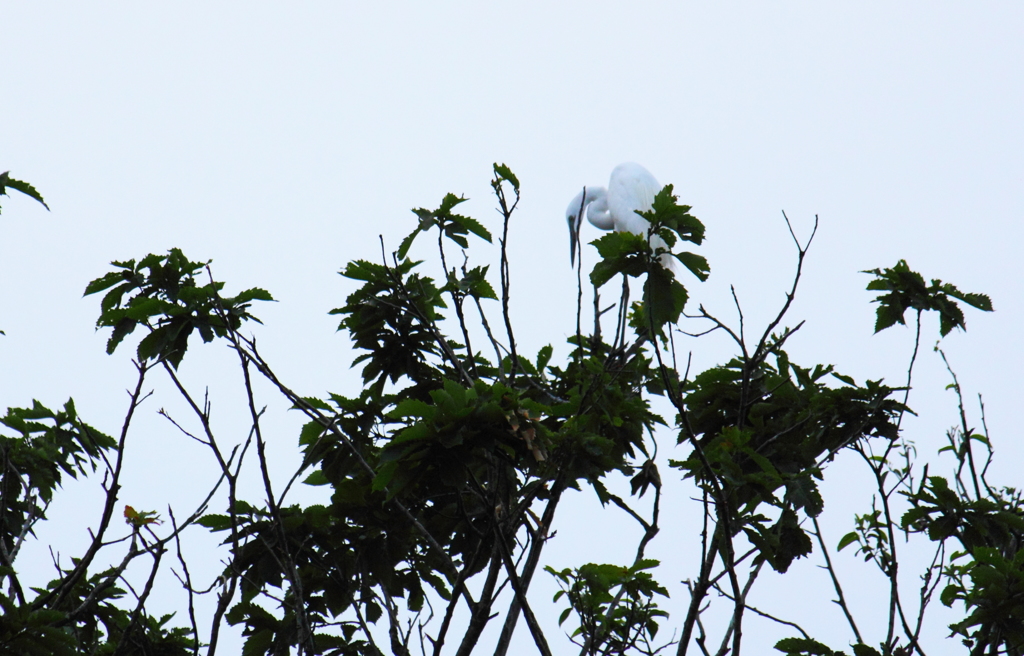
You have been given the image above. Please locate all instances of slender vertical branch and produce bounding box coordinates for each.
[811,517,863,643]
[237,355,314,653]
[493,174,520,382]
[937,348,982,499]
[897,310,922,431]
[168,508,200,656]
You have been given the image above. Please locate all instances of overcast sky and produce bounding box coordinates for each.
[2,3,1022,653]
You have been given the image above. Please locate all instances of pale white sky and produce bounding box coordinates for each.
[2,3,1022,653]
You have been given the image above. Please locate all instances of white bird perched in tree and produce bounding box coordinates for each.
[566,162,669,268]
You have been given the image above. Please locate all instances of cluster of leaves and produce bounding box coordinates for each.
[864,260,993,337]
[0,401,195,654]
[0,400,114,563]
[3,165,1016,656]
[546,560,669,655]
[199,165,690,655]
[902,445,1024,652]
[780,263,1007,655]
[673,354,905,573]
[85,248,273,368]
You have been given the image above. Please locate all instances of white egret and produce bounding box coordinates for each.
[565,162,667,267]
[566,163,672,345]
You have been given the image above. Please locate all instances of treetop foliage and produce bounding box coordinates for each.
[0,166,1015,656]
[864,259,993,337]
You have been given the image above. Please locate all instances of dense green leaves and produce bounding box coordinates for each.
[0,400,114,563]
[85,248,273,368]
[546,560,669,653]
[901,465,1024,652]
[398,192,492,261]
[4,163,1011,655]
[671,351,903,572]
[332,258,448,390]
[864,259,993,336]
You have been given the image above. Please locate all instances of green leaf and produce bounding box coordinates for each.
[536,344,553,372]
[397,226,423,261]
[462,266,497,300]
[774,637,840,655]
[438,192,468,215]
[831,372,856,386]
[452,214,492,244]
[84,270,129,297]
[371,461,397,492]
[874,301,905,333]
[107,317,138,354]
[643,270,688,336]
[0,171,50,211]
[298,420,327,446]
[196,514,233,531]
[674,251,710,282]
[234,287,275,303]
[241,629,275,656]
[836,532,859,551]
[387,399,435,420]
[493,162,520,192]
[303,470,329,486]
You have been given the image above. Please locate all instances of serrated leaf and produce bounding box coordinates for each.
[773,637,837,655]
[234,287,275,303]
[196,514,233,531]
[493,162,520,192]
[452,214,492,243]
[106,317,137,354]
[84,271,129,297]
[536,344,552,372]
[0,172,49,211]
[387,399,435,420]
[438,192,468,215]
[831,372,856,386]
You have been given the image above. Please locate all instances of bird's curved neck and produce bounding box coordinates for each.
[583,186,613,230]
[582,185,607,206]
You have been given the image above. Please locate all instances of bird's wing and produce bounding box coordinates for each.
[608,163,660,235]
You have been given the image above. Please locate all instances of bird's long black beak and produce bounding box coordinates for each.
[569,186,587,268]
[569,213,580,268]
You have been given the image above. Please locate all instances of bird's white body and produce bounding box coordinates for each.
[566,162,669,267]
